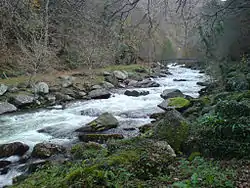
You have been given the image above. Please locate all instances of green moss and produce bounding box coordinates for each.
[168,97,191,110]
[107,150,140,166]
[188,152,201,161]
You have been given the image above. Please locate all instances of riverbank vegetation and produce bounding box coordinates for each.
[1,0,250,187]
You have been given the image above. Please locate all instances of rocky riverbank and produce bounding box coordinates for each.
[4,62,249,187]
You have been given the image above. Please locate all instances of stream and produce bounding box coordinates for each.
[0,64,208,187]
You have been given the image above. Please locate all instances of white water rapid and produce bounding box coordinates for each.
[0,64,208,187]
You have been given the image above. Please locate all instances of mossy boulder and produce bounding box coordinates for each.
[153,109,189,153]
[31,143,66,159]
[158,97,191,112]
[168,97,191,111]
[76,112,119,132]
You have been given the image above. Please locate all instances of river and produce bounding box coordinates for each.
[0,64,208,187]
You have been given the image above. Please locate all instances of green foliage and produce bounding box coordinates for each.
[172,157,236,188]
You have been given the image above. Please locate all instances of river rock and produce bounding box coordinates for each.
[127,80,138,87]
[31,143,66,159]
[158,97,191,112]
[91,85,102,90]
[0,142,29,158]
[78,133,124,143]
[76,112,119,132]
[197,81,210,86]
[160,89,184,99]
[88,89,111,99]
[60,75,76,88]
[0,84,8,96]
[103,71,111,76]
[136,79,160,88]
[0,160,11,169]
[113,70,128,80]
[11,94,34,107]
[0,102,17,115]
[124,90,149,97]
[173,79,187,82]
[34,82,49,94]
[55,92,74,102]
[105,75,119,86]
[101,81,115,89]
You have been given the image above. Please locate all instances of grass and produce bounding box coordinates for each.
[0,64,147,86]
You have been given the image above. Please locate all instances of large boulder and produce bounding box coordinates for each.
[0,142,29,158]
[105,75,119,86]
[31,143,66,159]
[78,133,124,143]
[113,70,128,81]
[0,102,17,115]
[153,109,189,152]
[0,84,8,96]
[11,94,34,107]
[158,97,191,112]
[59,75,76,88]
[160,89,184,99]
[124,90,149,97]
[101,81,115,89]
[88,89,111,99]
[76,112,119,132]
[34,82,49,94]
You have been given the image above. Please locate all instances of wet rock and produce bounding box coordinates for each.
[34,82,49,94]
[91,85,102,90]
[76,112,119,132]
[0,160,11,169]
[11,94,34,107]
[45,95,56,104]
[103,71,111,76]
[197,81,210,86]
[113,70,128,80]
[101,81,115,89]
[0,102,17,115]
[123,127,136,131]
[160,89,184,99]
[118,83,126,88]
[0,142,29,158]
[127,80,138,87]
[55,92,74,102]
[31,143,66,159]
[88,89,111,99]
[78,133,124,143]
[124,90,149,97]
[173,79,187,82]
[136,79,160,88]
[0,167,9,175]
[0,84,8,96]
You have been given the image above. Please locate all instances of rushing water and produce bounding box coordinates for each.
[0,64,208,187]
